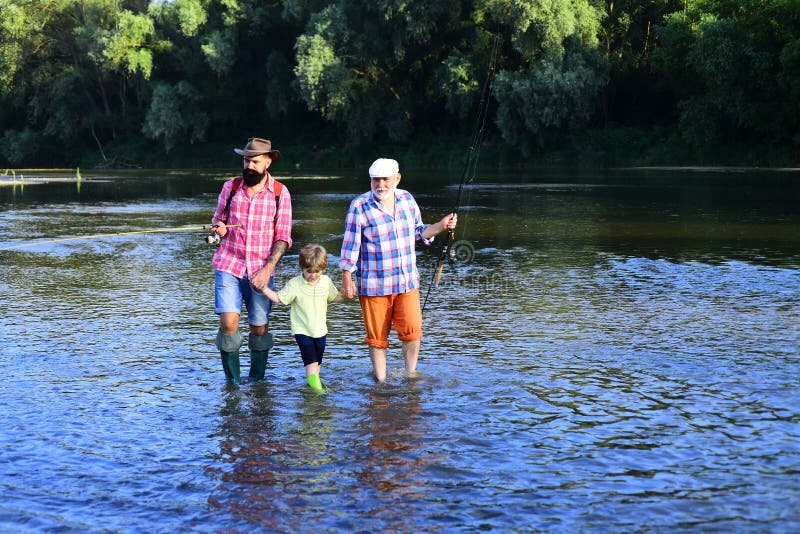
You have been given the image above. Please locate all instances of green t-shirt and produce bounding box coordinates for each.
[277,274,339,337]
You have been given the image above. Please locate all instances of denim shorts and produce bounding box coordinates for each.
[214,270,274,326]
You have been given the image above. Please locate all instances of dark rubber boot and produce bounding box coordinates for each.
[216,329,242,385]
[247,333,273,381]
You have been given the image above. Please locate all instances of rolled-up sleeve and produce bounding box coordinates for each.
[340,201,363,272]
[411,197,433,245]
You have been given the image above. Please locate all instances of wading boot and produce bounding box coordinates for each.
[247,332,273,382]
[216,329,242,385]
[307,373,325,393]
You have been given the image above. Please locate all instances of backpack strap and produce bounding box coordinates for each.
[272,180,284,213]
[221,178,243,223]
[222,177,284,223]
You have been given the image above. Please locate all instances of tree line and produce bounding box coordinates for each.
[1,0,798,168]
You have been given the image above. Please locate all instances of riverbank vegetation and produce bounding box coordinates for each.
[1,0,798,169]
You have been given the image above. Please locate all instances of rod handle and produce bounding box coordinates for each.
[434,260,445,286]
[203,223,241,231]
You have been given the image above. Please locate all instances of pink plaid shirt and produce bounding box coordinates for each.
[211,173,293,278]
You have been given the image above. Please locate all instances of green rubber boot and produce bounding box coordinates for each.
[216,329,242,385]
[247,332,273,381]
[307,373,325,393]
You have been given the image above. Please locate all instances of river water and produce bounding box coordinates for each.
[0,167,798,532]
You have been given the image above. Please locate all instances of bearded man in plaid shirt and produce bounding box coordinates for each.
[340,158,457,383]
[208,137,292,385]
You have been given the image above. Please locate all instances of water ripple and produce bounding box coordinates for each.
[1,173,799,531]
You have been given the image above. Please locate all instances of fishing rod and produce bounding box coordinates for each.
[0,224,241,251]
[422,35,500,313]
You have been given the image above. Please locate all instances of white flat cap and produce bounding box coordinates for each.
[368,158,399,177]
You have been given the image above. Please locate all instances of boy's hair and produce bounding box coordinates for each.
[298,244,327,271]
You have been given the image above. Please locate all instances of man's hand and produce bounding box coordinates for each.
[441,212,457,231]
[341,271,357,299]
[212,221,228,237]
[250,240,287,292]
[250,264,274,292]
[422,213,458,240]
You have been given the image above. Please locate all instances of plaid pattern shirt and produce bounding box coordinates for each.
[212,173,292,278]
[340,189,432,296]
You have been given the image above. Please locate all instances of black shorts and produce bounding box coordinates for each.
[294,334,326,366]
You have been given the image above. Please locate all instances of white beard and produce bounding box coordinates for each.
[372,185,396,201]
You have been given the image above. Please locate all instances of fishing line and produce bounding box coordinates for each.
[422,34,500,313]
[458,35,500,235]
[0,224,241,251]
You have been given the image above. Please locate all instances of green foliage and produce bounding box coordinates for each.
[294,18,348,118]
[201,29,237,74]
[494,39,608,154]
[478,0,604,59]
[480,0,609,152]
[142,81,208,151]
[0,1,25,94]
[0,0,70,97]
[1,0,799,168]
[650,13,698,97]
[650,0,800,155]
[0,127,37,165]
[38,68,96,140]
[150,0,208,37]
[265,51,292,118]
[102,10,157,78]
[436,50,481,119]
[294,0,476,143]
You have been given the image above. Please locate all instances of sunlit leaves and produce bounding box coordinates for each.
[0,2,25,94]
[219,0,244,26]
[169,0,207,36]
[478,0,603,59]
[494,40,608,153]
[475,0,608,148]
[0,0,69,95]
[103,11,156,78]
[295,31,349,117]
[437,51,481,118]
[651,0,800,150]
[201,29,237,74]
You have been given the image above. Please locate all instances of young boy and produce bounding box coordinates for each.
[261,244,342,392]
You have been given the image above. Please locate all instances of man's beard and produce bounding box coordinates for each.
[243,168,265,187]
[372,185,395,201]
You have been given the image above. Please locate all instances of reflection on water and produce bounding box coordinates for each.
[210,384,340,528]
[0,168,798,531]
[349,384,433,528]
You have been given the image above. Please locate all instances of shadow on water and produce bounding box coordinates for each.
[0,167,798,531]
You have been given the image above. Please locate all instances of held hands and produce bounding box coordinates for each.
[250,263,274,292]
[341,271,357,299]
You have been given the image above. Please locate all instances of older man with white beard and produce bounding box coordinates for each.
[340,158,457,383]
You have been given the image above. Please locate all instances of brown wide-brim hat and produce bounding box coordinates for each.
[234,137,281,160]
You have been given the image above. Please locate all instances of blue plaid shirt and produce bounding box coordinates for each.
[340,189,432,296]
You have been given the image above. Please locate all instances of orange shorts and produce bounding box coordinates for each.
[358,289,422,348]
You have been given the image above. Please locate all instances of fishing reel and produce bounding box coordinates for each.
[203,223,239,246]
[203,224,222,246]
